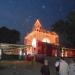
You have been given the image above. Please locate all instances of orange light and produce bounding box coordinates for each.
[32,38,37,48]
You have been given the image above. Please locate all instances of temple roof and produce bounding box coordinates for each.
[25,19,59,45]
[32,19,43,32]
[32,19,58,34]
[34,19,42,28]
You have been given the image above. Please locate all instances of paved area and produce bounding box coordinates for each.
[0,57,72,75]
[0,61,41,75]
[0,67,41,75]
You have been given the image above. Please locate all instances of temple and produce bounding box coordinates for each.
[24,19,59,55]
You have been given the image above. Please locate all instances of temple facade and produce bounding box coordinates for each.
[24,19,59,55]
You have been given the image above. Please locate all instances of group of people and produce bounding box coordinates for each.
[40,57,75,75]
[55,57,75,75]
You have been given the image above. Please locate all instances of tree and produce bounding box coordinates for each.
[0,27,20,44]
[65,11,75,47]
[51,11,75,48]
[51,20,67,46]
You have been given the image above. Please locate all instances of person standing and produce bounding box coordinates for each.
[40,59,50,75]
[69,59,75,75]
[59,58,69,75]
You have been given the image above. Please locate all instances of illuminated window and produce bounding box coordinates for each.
[42,38,50,43]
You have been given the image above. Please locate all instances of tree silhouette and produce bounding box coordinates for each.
[0,27,20,44]
[51,11,75,48]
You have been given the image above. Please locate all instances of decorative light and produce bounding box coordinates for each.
[19,48,22,56]
[32,38,36,48]
[42,38,50,43]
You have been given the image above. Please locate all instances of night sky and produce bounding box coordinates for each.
[0,0,75,43]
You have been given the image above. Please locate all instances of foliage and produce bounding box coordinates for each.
[0,27,20,44]
[51,11,75,48]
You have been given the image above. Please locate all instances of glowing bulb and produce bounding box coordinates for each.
[42,38,50,43]
[32,38,36,48]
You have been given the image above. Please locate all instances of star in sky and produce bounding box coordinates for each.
[42,5,46,9]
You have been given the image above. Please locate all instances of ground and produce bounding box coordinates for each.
[0,57,71,75]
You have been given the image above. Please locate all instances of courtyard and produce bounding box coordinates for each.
[0,57,56,75]
[0,57,72,75]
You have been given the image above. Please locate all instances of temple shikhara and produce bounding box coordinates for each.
[24,19,59,56]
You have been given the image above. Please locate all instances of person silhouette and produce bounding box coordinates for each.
[40,59,50,75]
